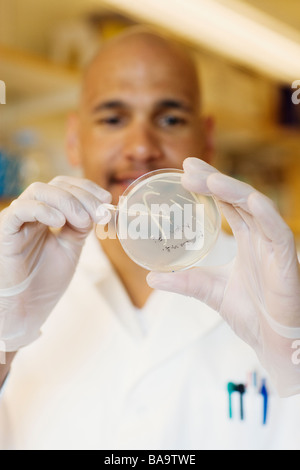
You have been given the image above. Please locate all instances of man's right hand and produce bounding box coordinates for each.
[0,176,111,353]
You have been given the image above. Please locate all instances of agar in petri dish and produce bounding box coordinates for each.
[114,169,221,272]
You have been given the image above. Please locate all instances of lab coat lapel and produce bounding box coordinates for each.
[79,233,168,356]
[78,231,223,382]
[79,231,151,340]
[121,291,222,387]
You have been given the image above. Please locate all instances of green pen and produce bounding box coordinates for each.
[227,382,236,419]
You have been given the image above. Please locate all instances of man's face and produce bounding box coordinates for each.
[70,36,210,205]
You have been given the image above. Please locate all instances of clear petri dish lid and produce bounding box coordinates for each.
[114,169,221,272]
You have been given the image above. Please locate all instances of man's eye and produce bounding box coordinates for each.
[158,115,187,127]
[96,116,124,126]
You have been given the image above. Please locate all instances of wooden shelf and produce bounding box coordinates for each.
[0,46,80,123]
[0,45,79,99]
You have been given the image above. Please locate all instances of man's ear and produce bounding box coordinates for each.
[65,112,81,167]
[201,116,215,164]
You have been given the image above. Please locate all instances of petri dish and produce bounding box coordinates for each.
[114,169,221,272]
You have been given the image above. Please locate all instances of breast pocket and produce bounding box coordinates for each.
[208,375,275,450]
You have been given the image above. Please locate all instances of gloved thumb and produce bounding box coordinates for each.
[146,264,230,312]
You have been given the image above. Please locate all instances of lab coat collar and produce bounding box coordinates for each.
[78,230,223,356]
[79,228,112,285]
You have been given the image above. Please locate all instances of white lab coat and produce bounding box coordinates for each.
[1,231,300,450]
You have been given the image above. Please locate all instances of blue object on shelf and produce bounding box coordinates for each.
[0,148,22,198]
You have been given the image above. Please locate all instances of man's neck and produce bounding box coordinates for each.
[100,237,153,309]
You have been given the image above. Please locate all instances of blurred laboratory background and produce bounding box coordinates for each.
[0,0,300,244]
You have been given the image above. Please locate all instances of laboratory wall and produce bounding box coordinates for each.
[0,0,299,246]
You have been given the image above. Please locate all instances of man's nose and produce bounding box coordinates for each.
[123,123,163,162]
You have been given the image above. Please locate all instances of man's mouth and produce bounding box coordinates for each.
[110,171,152,190]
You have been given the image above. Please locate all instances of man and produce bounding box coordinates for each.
[0,28,299,450]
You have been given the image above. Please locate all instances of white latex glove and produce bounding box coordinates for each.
[147,158,300,397]
[0,176,111,352]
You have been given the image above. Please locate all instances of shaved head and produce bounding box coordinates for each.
[81,27,201,111]
[67,26,212,206]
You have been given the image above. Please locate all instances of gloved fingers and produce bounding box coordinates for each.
[218,200,271,250]
[16,182,104,231]
[183,158,219,177]
[49,178,112,225]
[206,172,291,248]
[247,192,297,263]
[49,175,111,204]
[183,158,255,213]
[183,159,262,236]
[182,158,219,195]
[247,191,291,243]
[234,206,272,243]
[219,201,252,236]
[206,172,256,213]
[1,199,66,235]
[183,158,218,174]
[204,170,294,250]
[147,264,230,312]
[183,158,284,243]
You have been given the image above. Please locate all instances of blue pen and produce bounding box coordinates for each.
[260,379,268,425]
